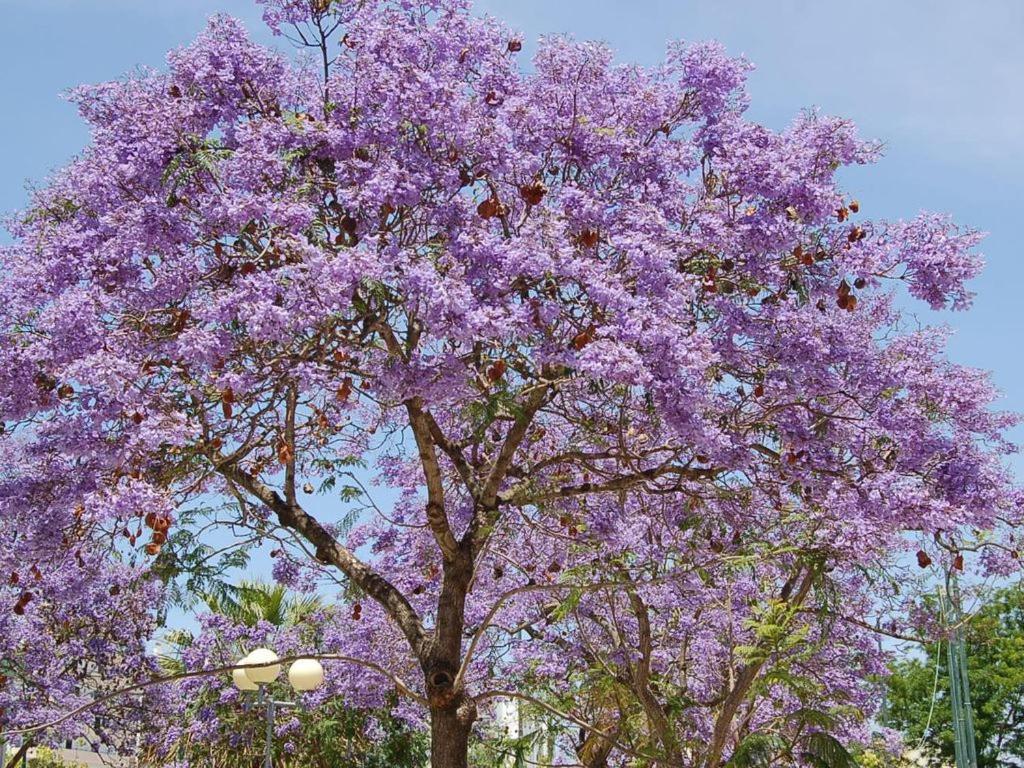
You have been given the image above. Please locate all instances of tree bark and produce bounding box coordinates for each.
[430,696,477,768]
[704,567,817,767]
[576,716,619,768]
[3,743,28,768]
[426,547,477,768]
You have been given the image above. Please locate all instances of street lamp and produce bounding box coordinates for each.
[232,649,325,768]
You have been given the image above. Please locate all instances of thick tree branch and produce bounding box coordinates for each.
[500,463,719,507]
[479,384,548,507]
[624,585,683,763]
[282,384,298,507]
[215,462,428,658]
[422,409,477,497]
[406,396,461,562]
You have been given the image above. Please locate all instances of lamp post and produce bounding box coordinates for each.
[231,648,325,768]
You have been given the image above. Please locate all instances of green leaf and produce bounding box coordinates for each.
[800,732,859,768]
[726,733,785,767]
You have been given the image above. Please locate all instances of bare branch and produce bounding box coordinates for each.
[501,464,720,507]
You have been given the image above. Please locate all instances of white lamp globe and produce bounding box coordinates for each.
[288,658,325,691]
[244,648,281,684]
[232,657,258,690]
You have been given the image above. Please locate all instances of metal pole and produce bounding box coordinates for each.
[952,580,979,768]
[263,687,274,768]
[944,576,978,768]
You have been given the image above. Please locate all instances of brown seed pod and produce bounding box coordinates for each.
[337,377,353,402]
[277,438,294,465]
[486,359,507,382]
[477,198,500,219]
[571,324,597,351]
[577,229,600,248]
[519,181,547,206]
[916,550,932,568]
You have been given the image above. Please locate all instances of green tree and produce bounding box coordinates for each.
[27,747,85,768]
[882,584,1024,768]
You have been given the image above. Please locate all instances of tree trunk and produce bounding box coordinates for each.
[430,696,477,768]
[426,547,476,768]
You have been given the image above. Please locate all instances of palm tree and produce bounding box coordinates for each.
[156,579,322,675]
[202,580,323,628]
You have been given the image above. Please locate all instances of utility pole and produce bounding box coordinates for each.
[943,575,978,768]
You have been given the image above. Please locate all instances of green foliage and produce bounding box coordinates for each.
[295,698,428,768]
[725,730,858,768]
[148,504,252,617]
[726,733,786,767]
[161,133,232,206]
[201,580,323,628]
[485,727,548,768]
[881,583,1024,768]
[27,748,85,768]
[802,732,860,768]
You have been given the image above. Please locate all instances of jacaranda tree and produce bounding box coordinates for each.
[1,0,1020,766]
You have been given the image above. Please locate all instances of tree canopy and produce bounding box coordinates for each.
[0,0,1019,766]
